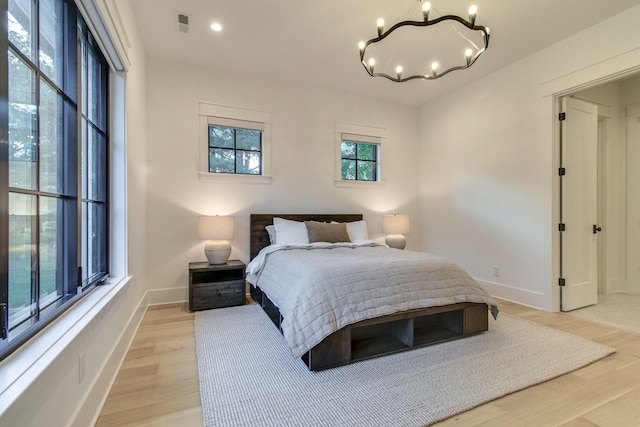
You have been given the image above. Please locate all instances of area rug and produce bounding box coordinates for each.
[195,304,614,427]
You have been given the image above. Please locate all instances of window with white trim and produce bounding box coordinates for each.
[199,103,271,183]
[335,122,385,185]
[208,118,263,175]
[340,134,380,181]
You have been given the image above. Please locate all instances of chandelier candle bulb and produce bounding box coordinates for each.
[465,48,473,66]
[377,18,385,36]
[468,5,478,25]
[396,66,403,80]
[422,2,431,21]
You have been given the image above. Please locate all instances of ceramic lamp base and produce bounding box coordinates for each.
[385,234,406,250]
[204,240,231,264]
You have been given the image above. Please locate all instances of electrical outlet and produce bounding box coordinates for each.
[492,265,500,277]
[78,352,86,384]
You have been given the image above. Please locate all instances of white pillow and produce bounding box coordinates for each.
[265,225,276,244]
[273,217,309,245]
[346,220,369,241]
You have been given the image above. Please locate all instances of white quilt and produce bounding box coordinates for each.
[246,242,499,358]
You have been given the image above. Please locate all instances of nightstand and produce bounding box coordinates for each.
[189,260,246,311]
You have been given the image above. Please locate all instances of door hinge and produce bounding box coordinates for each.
[0,303,7,340]
[559,223,566,231]
[559,112,566,121]
[558,167,566,176]
[559,278,566,287]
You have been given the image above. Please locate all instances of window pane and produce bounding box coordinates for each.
[85,125,106,201]
[8,0,36,61]
[81,37,87,117]
[9,51,37,190]
[87,47,98,123]
[40,196,61,306]
[357,143,376,161]
[86,47,106,128]
[39,79,63,194]
[39,0,64,86]
[210,126,234,148]
[83,201,103,281]
[357,160,375,181]
[210,148,235,173]
[236,129,261,151]
[96,132,107,201]
[8,193,37,330]
[341,141,356,159]
[236,150,260,175]
[341,159,356,180]
[81,119,87,199]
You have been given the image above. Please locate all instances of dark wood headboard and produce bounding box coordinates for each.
[250,214,363,260]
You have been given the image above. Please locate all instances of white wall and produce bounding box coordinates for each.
[418,5,640,311]
[144,58,420,303]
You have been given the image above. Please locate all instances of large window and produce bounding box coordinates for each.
[0,0,109,359]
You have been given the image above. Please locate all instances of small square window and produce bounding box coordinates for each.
[199,103,272,183]
[208,125,262,175]
[341,140,378,181]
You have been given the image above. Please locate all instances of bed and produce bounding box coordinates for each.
[247,214,498,371]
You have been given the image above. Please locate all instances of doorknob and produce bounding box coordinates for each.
[593,225,602,234]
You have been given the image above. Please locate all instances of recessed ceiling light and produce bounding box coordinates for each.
[210,22,222,32]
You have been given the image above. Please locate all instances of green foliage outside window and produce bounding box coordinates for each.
[341,141,378,181]
[209,125,262,175]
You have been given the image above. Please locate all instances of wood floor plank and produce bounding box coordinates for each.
[95,298,640,426]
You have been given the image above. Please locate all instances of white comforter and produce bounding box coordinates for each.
[247,242,499,358]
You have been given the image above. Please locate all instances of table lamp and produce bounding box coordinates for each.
[198,215,235,264]
[382,214,409,250]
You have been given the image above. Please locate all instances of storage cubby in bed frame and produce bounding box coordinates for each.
[250,284,488,371]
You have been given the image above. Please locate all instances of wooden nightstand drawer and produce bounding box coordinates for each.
[191,280,245,310]
[189,260,246,311]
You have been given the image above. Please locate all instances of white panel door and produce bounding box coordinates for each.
[561,97,598,312]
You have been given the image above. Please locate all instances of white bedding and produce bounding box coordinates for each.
[247,242,499,358]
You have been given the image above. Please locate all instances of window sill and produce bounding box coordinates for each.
[334,179,386,188]
[198,172,272,184]
[0,275,131,416]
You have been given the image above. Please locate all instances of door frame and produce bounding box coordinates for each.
[551,68,640,312]
[597,117,607,294]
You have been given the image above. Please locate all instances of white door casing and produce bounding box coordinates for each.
[627,106,640,295]
[560,97,598,311]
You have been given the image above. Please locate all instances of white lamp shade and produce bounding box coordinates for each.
[198,216,235,240]
[382,214,410,235]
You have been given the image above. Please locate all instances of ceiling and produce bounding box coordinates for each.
[129,0,640,106]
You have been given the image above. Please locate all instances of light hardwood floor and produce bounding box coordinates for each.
[95,299,640,426]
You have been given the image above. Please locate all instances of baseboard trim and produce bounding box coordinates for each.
[71,284,149,427]
[475,278,546,311]
[146,287,188,306]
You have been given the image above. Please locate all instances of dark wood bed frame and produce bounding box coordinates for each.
[249,214,489,371]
